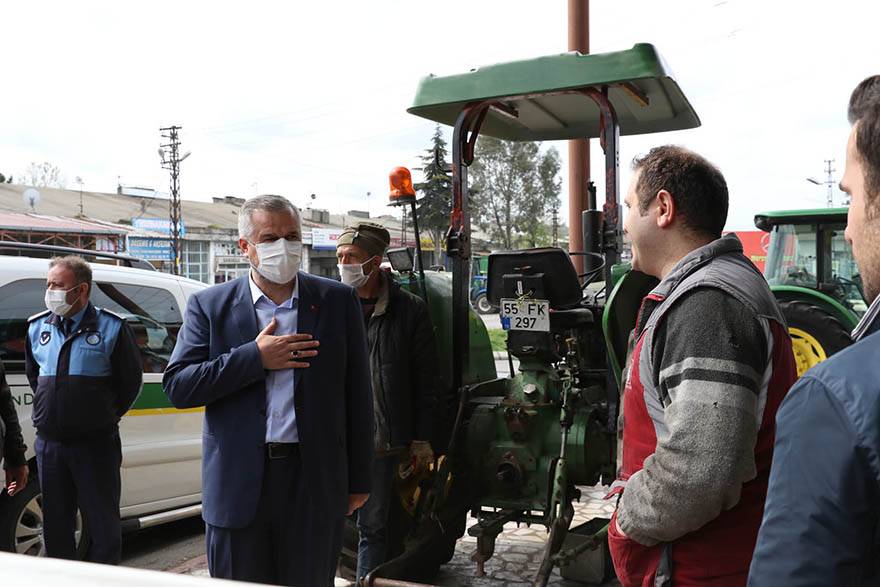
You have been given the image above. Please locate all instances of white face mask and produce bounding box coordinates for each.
[251,239,302,284]
[44,286,79,316]
[337,259,374,288]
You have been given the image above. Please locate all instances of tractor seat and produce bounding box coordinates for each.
[550,308,594,330]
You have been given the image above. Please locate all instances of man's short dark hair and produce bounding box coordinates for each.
[49,255,92,292]
[855,102,880,216]
[848,75,880,124]
[631,145,729,238]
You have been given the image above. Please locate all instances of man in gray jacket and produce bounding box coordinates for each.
[748,76,880,585]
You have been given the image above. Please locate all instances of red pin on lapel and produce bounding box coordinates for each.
[310,304,318,312]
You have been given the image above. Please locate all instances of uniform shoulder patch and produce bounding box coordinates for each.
[98,308,126,321]
[27,309,51,323]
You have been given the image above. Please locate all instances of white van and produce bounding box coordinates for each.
[0,245,207,556]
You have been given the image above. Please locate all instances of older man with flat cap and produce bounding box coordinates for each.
[336,222,439,583]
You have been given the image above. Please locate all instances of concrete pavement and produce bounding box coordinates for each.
[170,486,618,586]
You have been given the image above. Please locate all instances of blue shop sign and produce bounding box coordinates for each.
[128,237,173,260]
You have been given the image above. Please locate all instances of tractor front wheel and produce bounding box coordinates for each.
[778,299,852,377]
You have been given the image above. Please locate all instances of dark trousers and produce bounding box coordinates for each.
[34,432,122,564]
[356,453,398,582]
[206,446,344,586]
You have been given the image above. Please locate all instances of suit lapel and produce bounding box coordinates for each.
[295,272,321,389]
[232,276,259,343]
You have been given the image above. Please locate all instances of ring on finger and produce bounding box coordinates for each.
[291,350,300,359]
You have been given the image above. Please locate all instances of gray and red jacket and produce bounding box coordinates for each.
[608,234,797,586]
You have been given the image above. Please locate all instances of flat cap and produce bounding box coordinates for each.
[336,222,391,258]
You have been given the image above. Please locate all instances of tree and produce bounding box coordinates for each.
[23,161,66,188]
[469,136,561,250]
[0,173,5,183]
[414,125,453,266]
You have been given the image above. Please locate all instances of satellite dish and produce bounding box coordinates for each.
[23,188,40,211]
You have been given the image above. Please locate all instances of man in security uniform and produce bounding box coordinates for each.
[25,255,142,563]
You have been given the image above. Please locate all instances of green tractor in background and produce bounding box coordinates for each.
[756,208,866,376]
[345,43,701,587]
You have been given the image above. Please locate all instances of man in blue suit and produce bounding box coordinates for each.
[164,194,373,586]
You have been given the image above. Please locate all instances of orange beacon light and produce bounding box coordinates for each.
[389,166,416,205]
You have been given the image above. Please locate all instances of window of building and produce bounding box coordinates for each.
[0,279,182,374]
[182,240,210,283]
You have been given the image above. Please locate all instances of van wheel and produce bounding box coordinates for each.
[474,293,494,315]
[0,475,90,558]
[779,299,853,377]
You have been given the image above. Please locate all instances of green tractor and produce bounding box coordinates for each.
[756,208,866,376]
[346,43,701,587]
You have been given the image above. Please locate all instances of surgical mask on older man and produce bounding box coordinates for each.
[337,259,374,288]
[252,238,302,284]
[44,286,78,316]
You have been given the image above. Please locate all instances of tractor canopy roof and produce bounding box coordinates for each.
[754,207,849,232]
[407,43,700,141]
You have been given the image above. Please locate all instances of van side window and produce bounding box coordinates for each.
[0,279,182,375]
[91,283,183,373]
[0,279,45,374]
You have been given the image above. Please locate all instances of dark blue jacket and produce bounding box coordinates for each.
[25,303,143,441]
[162,272,374,528]
[749,309,880,585]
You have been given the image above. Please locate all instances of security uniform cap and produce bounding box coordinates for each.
[337,222,390,258]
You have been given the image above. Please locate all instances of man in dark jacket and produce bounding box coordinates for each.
[25,255,143,564]
[748,76,880,585]
[336,222,438,583]
[1,361,28,497]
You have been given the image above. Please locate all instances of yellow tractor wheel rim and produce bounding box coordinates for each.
[789,327,828,377]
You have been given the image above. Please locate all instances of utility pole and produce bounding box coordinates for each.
[75,176,84,217]
[824,159,837,207]
[806,159,837,208]
[551,197,559,247]
[160,125,184,275]
[568,0,589,273]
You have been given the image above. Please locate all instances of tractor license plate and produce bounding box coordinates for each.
[500,298,550,332]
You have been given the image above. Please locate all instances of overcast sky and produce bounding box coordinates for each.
[0,0,875,230]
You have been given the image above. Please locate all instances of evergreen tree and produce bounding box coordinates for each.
[413,125,453,265]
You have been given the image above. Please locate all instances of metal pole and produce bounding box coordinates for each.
[582,86,621,434]
[825,159,835,208]
[568,0,590,273]
[450,109,472,397]
[410,199,428,301]
[448,102,493,396]
[160,125,183,276]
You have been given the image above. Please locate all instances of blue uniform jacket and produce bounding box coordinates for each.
[162,272,374,528]
[749,311,880,585]
[25,303,143,441]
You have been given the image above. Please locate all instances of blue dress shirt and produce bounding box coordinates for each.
[249,275,299,443]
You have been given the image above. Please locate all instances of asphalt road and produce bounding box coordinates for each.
[120,516,205,571]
